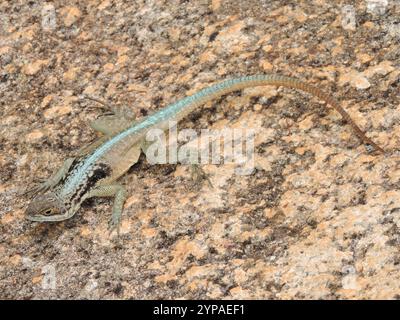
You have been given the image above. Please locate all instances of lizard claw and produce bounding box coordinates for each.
[86,106,115,116]
[33,177,47,184]
[22,181,50,198]
[81,95,117,115]
[108,215,121,237]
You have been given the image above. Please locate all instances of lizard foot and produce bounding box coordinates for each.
[108,215,121,237]
[190,164,213,188]
[22,179,51,197]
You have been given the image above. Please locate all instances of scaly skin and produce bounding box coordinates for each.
[25,74,384,233]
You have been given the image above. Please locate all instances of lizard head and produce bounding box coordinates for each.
[26,192,70,222]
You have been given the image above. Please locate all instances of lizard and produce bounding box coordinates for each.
[25,74,385,233]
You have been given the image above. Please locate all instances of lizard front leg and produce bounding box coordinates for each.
[86,184,127,235]
[24,158,75,197]
[83,95,137,136]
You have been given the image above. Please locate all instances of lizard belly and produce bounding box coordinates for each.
[98,141,142,183]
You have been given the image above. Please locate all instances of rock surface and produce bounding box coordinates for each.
[0,0,399,299]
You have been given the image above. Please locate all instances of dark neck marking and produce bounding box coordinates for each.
[65,162,112,205]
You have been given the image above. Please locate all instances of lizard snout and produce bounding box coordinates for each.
[26,192,65,221]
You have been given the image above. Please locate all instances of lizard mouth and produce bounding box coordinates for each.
[26,213,71,222]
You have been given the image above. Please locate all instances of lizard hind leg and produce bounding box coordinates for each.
[190,164,213,188]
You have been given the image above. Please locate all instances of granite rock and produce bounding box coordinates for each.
[0,0,399,299]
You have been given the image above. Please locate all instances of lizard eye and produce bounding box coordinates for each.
[42,209,54,216]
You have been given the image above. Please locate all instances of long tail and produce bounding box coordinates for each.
[168,74,384,154]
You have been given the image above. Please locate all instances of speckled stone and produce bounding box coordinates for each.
[1,0,399,300]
